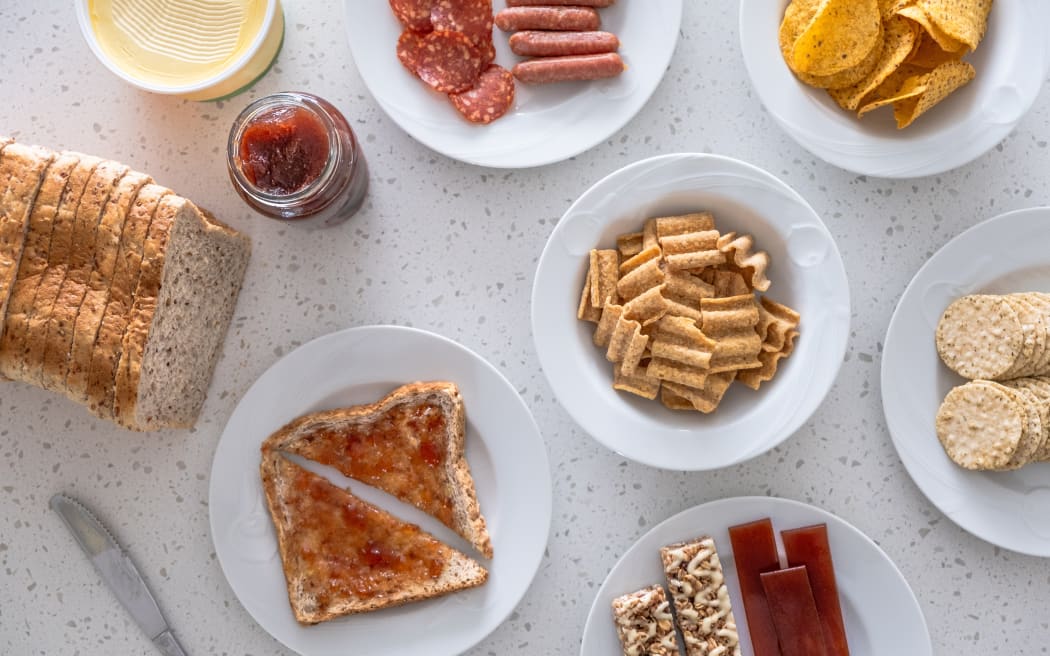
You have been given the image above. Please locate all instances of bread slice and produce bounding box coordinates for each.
[21,155,102,387]
[113,197,250,430]
[85,184,171,418]
[0,151,77,378]
[38,160,128,392]
[65,171,152,405]
[260,450,488,624]
[263,381,494,558]
[0,143,54,369]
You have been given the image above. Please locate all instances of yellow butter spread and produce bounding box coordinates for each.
[89,0,268,87]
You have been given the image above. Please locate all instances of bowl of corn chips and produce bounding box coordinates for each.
[739,0,1050,178]
[531,153,850,470]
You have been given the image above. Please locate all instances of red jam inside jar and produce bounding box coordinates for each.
[228,92,368,228]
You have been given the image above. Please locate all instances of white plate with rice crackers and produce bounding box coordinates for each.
[580,496,931,656]
[739,0,1050,177]
[531,153,850,470]
[883,207,1050,556]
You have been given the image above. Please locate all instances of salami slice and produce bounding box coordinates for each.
[396,30,426,74]
[389,0,434,32]
[478,37,496,69]
[449,64,515,124]
[416,30,484,93]
[431,0,494,46]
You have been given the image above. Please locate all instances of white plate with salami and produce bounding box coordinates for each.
[344,0,683,168]
[581,496,931,656]
[882,207,1050,557]
[532,153,850,471]
[209,325,552,656]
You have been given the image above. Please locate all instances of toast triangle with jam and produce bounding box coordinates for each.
[262,381,494,559]
[260,450,488,624]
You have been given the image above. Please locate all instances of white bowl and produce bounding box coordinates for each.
[75,0,284,101]
[739,0,1050,178]
[531,153,850,471]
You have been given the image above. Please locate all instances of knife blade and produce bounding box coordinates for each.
[50,493,188,656]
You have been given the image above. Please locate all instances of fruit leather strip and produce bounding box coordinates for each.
[760,566,829,656]
[728,518,782,656]
[781,524,850,656]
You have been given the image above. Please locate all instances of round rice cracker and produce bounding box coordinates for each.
[1018,293,1050,374]
[1003,378,1050,461]
[1003,295,1044,378]
[935,295,1023,380]
[996,383,1045,469]
[936,381,1026,470]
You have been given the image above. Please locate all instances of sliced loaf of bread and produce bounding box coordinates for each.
[113,196,250,430]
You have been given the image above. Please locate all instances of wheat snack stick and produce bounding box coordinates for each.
[617,232,643,259]
[623,285,669,327]
[611,585,679,656]
[654,212,715,238]
[757,297,801,352]
[716,232,771,292]
[578,272,602,323]
[936,381,1027,470]
[738,330,799,391]
[594,302,624,348]
[701,295,763,372]
[0,144,54,360]
[661,537,742,656]
[20,156,103,387]
[642,218,659,251]
[935,295,1023,380]
[38,161,128,392]
[613,360,661,400]
[647,357,710,389]
[617,256,665,302]
[589,249,619,308]
[663,373,736,414]
[65,171,152,405]
[619,245,661,277]
[86,185,171,417]
[660,385,695,410]
[649,315,717,369]
[0,152,78,379]
[660,231,725,271]
[606,315,648,374]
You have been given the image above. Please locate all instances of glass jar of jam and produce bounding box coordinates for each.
[227,91,368,228]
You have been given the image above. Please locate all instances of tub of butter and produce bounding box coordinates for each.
[76,0,284,101]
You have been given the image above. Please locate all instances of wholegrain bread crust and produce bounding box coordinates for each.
[259,451,488,624]
[263,381,493,559]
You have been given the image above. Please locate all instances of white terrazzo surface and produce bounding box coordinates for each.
[2,1,1049,654]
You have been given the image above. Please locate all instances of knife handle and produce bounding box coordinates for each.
[154,630,188,656]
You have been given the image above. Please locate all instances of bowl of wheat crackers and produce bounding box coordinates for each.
[531,153,850,470]
[739,0,1050,178]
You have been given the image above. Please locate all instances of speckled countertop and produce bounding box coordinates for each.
[2,2,1049,655]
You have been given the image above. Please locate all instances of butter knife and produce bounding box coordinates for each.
[50,493,188,656]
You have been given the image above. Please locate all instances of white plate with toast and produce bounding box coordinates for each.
[580,496,931,655]
[882,207,1050,557]
[531,153,850,471]
[739,0,1050,178]
[343,0,682,168]
[209,325,552,655]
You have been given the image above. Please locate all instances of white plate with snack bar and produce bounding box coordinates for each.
[531,153,850,471]
[343,0,682,168]
[740,0,1050,178]
[581,496,931,656]
[882,207,1050,557]
[209,325,552,656]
